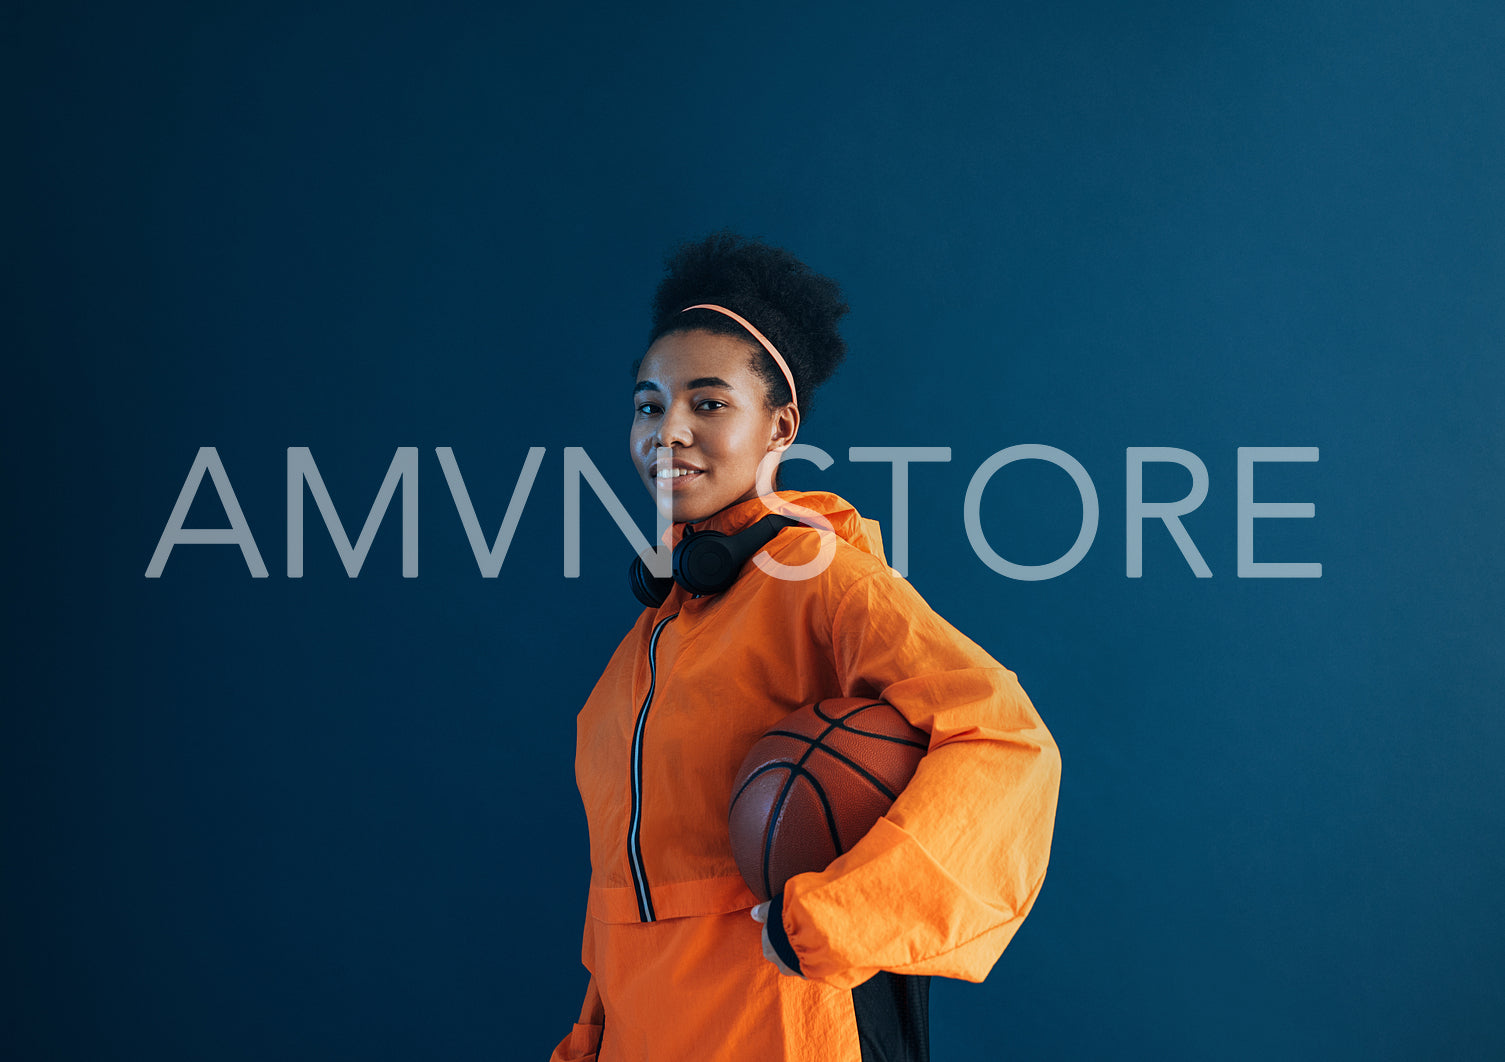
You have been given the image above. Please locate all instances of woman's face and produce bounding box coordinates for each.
[630,329,798,524]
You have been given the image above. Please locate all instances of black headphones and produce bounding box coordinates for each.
[629,514,803,608]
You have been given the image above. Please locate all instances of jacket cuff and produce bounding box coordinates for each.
[766,893,804,976]
[548,1021,602,1062]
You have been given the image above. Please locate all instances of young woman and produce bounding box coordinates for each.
[549,231,1061,1062]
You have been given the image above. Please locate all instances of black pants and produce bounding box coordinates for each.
[852,972,930,1062]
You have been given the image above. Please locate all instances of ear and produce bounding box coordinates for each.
[768,404,799,451]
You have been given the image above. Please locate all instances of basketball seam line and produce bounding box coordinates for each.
[814,699,928,748]
[812,703,927,746]
[755,699,871,900]
[758,700,845,899]
[755,730,901,802]
[765,725,927,752]
[759,763,845,902]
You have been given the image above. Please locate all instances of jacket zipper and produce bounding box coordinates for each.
[628,608,681,922]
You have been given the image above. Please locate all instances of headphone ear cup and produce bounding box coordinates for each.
[628,553,672,609]
[673,529,740,596]
[631,515,803,605]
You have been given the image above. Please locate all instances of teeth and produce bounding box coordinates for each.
[656,468,701,478]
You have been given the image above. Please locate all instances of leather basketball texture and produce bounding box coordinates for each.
[728,698,928,903]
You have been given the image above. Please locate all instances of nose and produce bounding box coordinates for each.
[654,399,693,449]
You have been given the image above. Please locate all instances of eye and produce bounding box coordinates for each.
[635,402,660,417]
[697,399,727,411]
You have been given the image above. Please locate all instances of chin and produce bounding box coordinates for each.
[668,501,716,524]
[643,483,706,524]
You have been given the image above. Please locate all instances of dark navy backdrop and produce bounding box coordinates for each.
[8,2,1502,1059]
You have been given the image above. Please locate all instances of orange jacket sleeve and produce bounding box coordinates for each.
[548,912,605,1061]
[778,567,1063,990]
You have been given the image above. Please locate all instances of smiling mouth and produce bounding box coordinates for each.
[654,468,704,481]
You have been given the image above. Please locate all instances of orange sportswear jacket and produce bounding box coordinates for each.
[550,488,1062,1062]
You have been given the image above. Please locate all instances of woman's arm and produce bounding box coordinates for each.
[774,567,1063,991]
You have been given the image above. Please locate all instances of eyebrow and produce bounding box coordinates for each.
[632,376,736,395]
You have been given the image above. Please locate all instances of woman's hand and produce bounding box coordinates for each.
[750,901,803,977]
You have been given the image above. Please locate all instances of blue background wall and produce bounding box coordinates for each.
[7,2,1502,1059]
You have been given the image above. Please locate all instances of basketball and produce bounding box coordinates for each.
[728,697,929,903]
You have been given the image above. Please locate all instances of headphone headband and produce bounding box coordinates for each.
[629,513,802,608]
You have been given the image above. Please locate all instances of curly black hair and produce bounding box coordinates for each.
[634,228,851,426]
[633,230,851,494]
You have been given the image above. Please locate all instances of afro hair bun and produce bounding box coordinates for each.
[643,228,850,421]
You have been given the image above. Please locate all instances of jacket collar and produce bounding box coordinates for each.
[670,489,891,568]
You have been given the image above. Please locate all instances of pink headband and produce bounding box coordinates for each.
[680,303,799,413]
